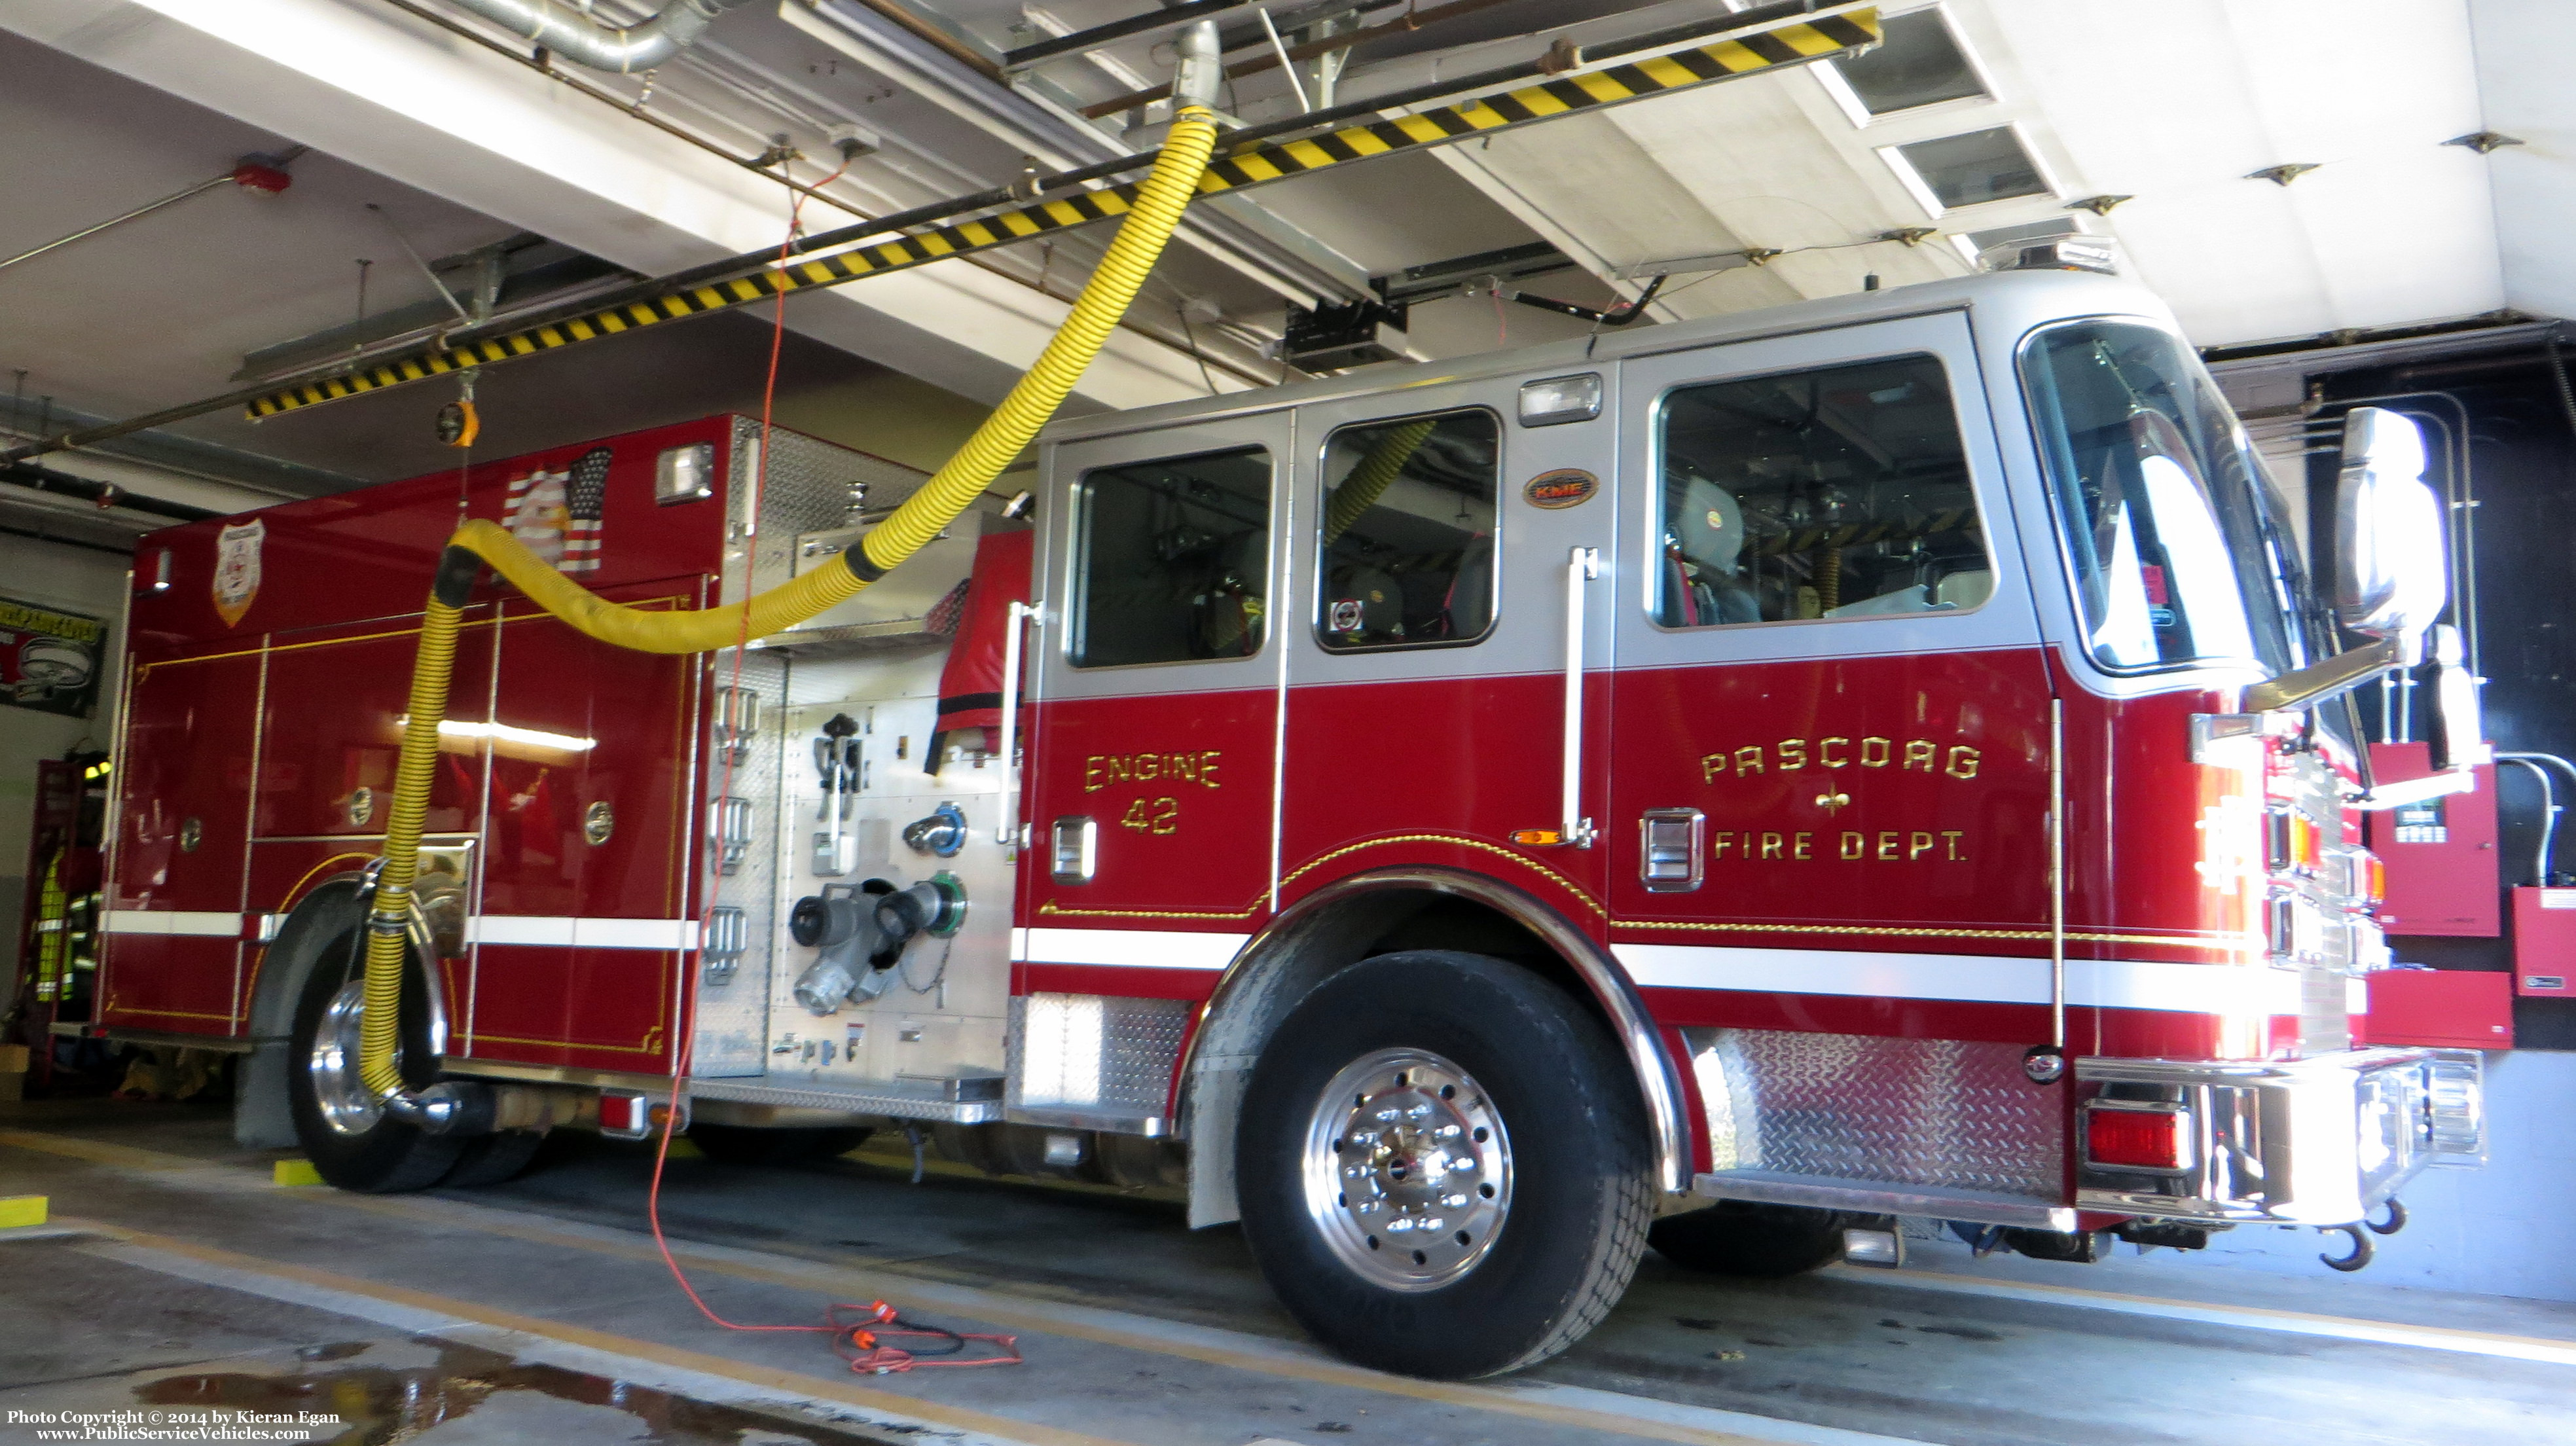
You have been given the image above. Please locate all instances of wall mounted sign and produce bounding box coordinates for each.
[0,596,105,717]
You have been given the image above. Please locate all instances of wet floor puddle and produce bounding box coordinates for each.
[138,1337,902,1445]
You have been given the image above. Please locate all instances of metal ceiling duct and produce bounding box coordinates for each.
[441,0,761,73]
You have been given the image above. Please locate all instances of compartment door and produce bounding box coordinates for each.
[1019,413,1290,994]
[1606,312,2057,1032]
[467,579,703,1069]
[1277,373,1617,928]
[102,649,261,1032]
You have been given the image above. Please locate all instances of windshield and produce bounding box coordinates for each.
[2022,320,2302,676]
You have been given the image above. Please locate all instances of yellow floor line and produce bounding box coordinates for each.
[0,1127,215,1172]
[60,1217,1132,1446]
[13,1127,1794,1445]
[1846,1264,2576,1362]
[309,1190,1789,1446]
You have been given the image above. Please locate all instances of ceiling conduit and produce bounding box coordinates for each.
[440,0,762,73]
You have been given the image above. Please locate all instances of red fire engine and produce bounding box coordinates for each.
[92,266,2488,1378]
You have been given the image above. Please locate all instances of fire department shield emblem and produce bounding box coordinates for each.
[211,518,264,627]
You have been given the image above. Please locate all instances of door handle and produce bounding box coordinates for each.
[1050,816,1097,884]
[1639,808,1704,891]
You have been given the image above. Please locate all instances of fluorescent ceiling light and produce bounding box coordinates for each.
[1882,126,2052,215]
[397,715,596,763]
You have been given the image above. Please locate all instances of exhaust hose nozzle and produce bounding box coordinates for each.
[1175,20,1224,109]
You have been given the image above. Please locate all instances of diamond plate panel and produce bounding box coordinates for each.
[1692,1028,2061,1200]
[1008,993,1192,1118]
[729,416,929,600]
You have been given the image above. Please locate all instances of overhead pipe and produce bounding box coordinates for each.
[0,153,299,276]
[1,460,223,525]
[6,1,1876,466]
[439,0,761,73]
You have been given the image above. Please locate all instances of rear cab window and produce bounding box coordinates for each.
[1069,446,1273,668]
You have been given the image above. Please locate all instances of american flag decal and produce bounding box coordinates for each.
[562,446,612,574]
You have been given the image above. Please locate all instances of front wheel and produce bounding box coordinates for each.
[1236,950,1654,1379]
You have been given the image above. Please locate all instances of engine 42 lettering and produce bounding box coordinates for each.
[1121,796,1181,835]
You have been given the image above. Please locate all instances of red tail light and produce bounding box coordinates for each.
[2084,1104,2194,1171]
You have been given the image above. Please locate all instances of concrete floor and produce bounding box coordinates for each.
[2,1099,2571,1446]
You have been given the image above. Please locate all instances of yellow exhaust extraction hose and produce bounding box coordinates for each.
[356,107,1222,1100]
[1321,417,1437,545]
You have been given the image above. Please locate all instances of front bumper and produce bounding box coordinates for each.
[2075,1048,2485,1226]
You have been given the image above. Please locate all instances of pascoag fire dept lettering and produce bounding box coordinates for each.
[1699,736,1981,781]
[1711,829,1969,862]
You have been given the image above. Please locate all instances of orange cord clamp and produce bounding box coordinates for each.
[829,1301,1023,1375]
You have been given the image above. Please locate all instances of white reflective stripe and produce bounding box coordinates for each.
[103,911,245,937]
[469,916,575,946]
[1611,943,2307,1017]
[575,917,700,950]
[465,916,700,950]
[1015,926,1248,971]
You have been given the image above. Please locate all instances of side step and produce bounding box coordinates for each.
[687,1074,1006,1124]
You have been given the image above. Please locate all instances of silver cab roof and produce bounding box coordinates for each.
[1042,269,2187,448]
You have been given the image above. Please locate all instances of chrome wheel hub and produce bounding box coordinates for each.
[1302,1047,1511,1292]
[310,978,395,1136]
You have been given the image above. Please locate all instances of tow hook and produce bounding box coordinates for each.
[2365,1197,2408,1237]
[2318,1223,2375,1273]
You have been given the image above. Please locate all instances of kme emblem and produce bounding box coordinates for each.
[212,518,264,627]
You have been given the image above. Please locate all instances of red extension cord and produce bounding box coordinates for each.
[635,158,1021,1378]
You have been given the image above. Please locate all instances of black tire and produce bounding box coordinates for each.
[1648,1201,1853,1277]
[688,1123,872,1167]
[285,928,462,1193]
[441,1130,548,1188]
[1237,950,1654,1379]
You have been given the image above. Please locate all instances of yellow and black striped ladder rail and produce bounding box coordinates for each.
[245,7,1878,421]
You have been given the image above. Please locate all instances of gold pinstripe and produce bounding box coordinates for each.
[240,10,1878,420]
[1034,831,1609,922]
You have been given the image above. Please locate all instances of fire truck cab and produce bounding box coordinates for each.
[99,264,2486,1380]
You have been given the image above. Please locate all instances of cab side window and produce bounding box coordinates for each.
[1315,409,1500,651]
[1070,446,1272,668]
[1656,355,1987,628]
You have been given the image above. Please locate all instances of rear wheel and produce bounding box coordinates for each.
[1648,1201,1854,1277]
[688,1124,872,1167]
[1237,950,1653,1379]
[440,1130,547,1188]
[286,933,462,1193]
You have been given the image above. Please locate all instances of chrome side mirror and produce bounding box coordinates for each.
[2334,407,2448,662]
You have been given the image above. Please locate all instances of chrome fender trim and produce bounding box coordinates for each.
[1180,865,1692,1195]
[250,873,452,1057]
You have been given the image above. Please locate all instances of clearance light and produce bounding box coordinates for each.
[596,1089,654,1139]
[1517,373,1603,427]
[2361,850,2387,912]
[2266,808,2321,874]
[2084,1103,2194,1172]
